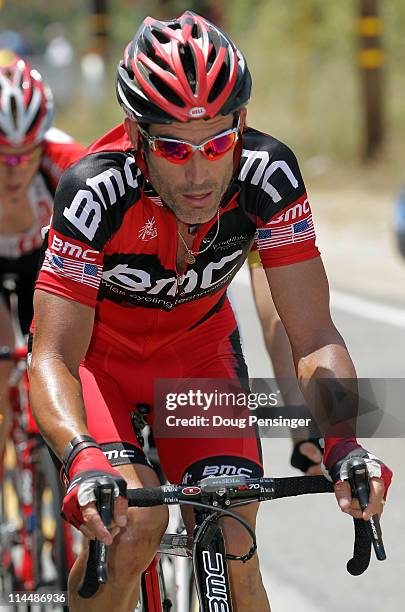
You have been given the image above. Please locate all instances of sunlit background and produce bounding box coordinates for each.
[2,0,405,305]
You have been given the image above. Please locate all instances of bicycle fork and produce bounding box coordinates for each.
[193,512,233,612]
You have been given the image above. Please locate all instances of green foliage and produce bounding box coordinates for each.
[1,0,404,177]
[226,0,405,173]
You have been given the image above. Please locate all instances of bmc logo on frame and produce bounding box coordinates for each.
[202,551,230,611]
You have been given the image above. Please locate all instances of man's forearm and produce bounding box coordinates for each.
[29,357,89,459]
[295,340,358,439]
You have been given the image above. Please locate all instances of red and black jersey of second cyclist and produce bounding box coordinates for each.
[0,128,84,260]
[36,124,319,357]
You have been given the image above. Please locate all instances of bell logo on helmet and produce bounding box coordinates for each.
[189,106,207,118]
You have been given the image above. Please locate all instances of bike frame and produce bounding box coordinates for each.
[122,422,235,611]
[140,556,163,612]
[1,350,76,595]
[140,506,233,612]
[3,356,39,590]
[193,509,232,612]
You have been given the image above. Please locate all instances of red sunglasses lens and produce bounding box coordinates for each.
[203,133,237,159]
[0,147,42,167]
[155,140,192,163]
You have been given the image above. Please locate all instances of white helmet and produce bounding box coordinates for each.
[0,49,54,147]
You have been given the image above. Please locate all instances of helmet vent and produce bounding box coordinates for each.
[10,96,18,130]
[151,28,170,44]
[207,46,217,70]
[191,24,201,39]
[179,45,197,94]
[149,72,185,108]
[26,105,41,135]
[143,36,156,58]
[153,54,174,75]
[208,63,228,103]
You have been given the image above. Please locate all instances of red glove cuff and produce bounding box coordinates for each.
[67,446,117,480]
[323,437,361,471]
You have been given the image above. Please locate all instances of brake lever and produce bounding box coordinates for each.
[95,482,115,583]
[347,457,386,561]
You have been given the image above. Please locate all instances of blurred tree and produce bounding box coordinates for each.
[1,0,402,166]
[89,0,109,58]
[358,0,384,161]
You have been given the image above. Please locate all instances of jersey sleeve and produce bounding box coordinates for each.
[40,132,85,191]
[239,133,320,268]
[35,152,138,307]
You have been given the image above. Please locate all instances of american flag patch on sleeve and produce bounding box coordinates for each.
[42,250,102,290]
[256,216,315,250]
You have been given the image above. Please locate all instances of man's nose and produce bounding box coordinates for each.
[8,165,23,178]
[184,151,210,185]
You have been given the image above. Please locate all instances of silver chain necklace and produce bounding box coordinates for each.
[177,209,220,265]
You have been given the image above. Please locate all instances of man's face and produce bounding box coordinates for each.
[127,113,242,225]
[0,142,42,201]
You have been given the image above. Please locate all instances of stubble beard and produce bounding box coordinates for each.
[147,159,233,224]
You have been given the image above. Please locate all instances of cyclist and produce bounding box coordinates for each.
[248,248,323,474]
[393,184,405,258]
[0,50,84,456]
[29,12,392,611]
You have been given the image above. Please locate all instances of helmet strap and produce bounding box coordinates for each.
[135,132,150,181]
[232,133,243,176]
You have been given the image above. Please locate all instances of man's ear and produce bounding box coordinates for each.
[239,107,247,132]
[124,118,139,147]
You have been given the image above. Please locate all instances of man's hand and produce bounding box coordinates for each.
[334,477,386,521]
[80,494,128,544]
[62,470,128,544]
[323,444,393,520]
[61,445,128,544]
[290,437,323,475]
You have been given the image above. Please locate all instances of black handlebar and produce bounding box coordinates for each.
[123,474,335,507]
[78,465,386,599]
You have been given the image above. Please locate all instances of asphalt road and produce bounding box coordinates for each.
[230,264,405,612]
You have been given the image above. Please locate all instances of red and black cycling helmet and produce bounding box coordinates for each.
[116,11,251,124]
[0,49,54,147]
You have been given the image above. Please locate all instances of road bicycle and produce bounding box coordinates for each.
[0,276,76,610]
[77,457,385,611]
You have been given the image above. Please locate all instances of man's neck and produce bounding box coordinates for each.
[187,223,200,234]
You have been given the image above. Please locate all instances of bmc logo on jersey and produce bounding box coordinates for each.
[102,250,242,296]
[267,198,310,226]
[239,149,299,203]
[51,235,99,262]
[63,158,141,240]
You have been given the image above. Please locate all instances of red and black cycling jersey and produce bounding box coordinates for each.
[0,128,84,333]
[0,128,84,260]
[35,124,319,356]
[40,127,85,194]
